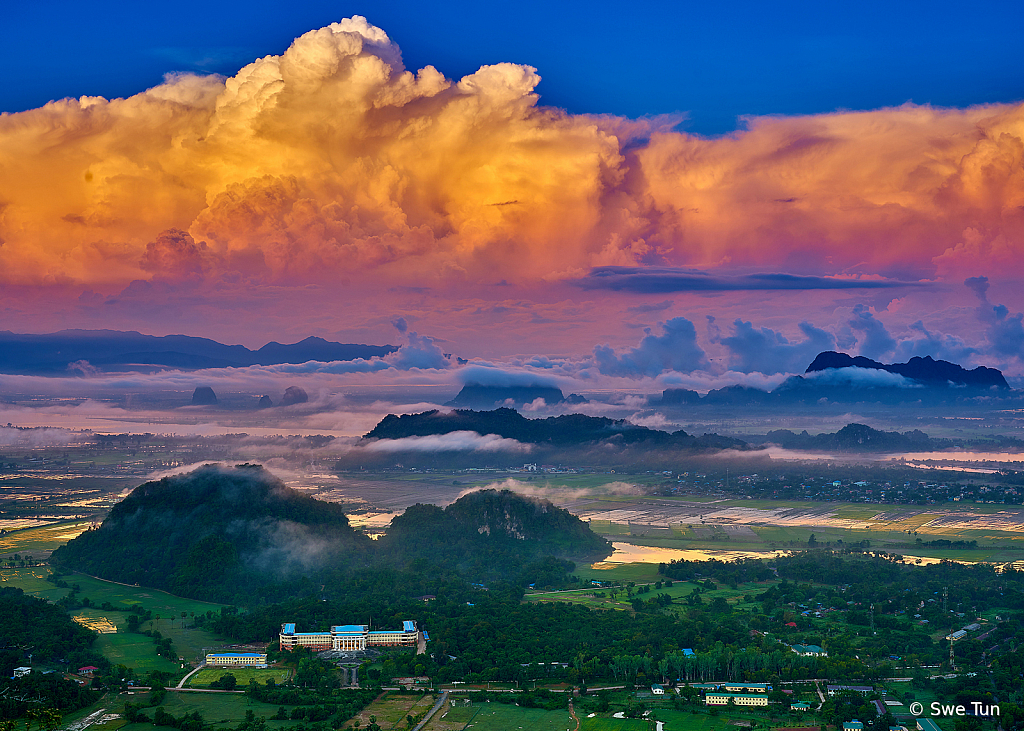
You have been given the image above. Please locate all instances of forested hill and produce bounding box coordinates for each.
[51,464,371,599]
[51,467,612,604]
[364,407,749,451]
[378,489,612,574]
[805,351,1009,388]
[757,423,938,452]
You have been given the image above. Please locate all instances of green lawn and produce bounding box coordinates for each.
[115,688,291,730]
[576,563,663,584]
[95,634,184,674]
[188,667,292,688]
[0,567,65,599]
[650,708,782,731]
[431,702,572,731]
[1,567,229,670]
[527,577,769,613]
[579,716,649,730]
[0,569,224,618]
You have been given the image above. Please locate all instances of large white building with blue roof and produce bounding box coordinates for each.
[279,621,419,651]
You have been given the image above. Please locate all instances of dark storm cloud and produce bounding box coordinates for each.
[573,267,920,293]
[967,276,1024,359]
[593,317,709,377]
[625,300,674,313]
[715,319,836,375]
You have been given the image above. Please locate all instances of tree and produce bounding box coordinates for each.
[212,673,237,690]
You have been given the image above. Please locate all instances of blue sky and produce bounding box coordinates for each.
[3,0,1022,134]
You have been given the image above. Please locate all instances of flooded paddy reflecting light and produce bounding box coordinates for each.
[593,542,790,567]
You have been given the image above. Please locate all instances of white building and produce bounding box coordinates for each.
[280,621,418,651]
[705,692,768,707]
[206,652,268,667]
[13,667,31,678]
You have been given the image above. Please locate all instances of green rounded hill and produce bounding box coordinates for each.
[51,464,369,599]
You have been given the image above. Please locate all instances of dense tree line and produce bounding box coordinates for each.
[0,674,98,722]
[0,587,105,677]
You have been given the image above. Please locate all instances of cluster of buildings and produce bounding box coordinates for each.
[279,621,420,651]
[946,621,984,642]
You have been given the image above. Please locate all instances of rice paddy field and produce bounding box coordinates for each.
[0,520,92,555]
[573,498,1024,566]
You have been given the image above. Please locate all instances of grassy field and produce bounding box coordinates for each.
[0,568,224,617]
[528,573,769,613]
[344,691,435,730]
[423,702,772,731]
[421,700,573,731]
[576,563,664,584]
[579,716,649,730]
[0,566,228,670]
[114,688,292,730]
[648,709,779,731]
[95,634,184,674]
[188,667,293,688]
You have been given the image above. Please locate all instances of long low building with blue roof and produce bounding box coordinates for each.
[206,652,268,667]
[279,621,419,651]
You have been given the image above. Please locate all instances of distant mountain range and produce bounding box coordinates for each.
[660,351,1015,407]
[805,351,1008,388]
[363,408,1016,457]
[364,407,747,451]
[0,330,397,374]
[446,384,588,409]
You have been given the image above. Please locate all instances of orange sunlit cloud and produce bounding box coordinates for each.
[2,16,1024,374]
[2,16,1021,293]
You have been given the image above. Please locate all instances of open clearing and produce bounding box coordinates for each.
[115,688,291,730]
[420,700,572,731]
[188,667,292,688]
[579,716,649,730]
[344,691,436,730]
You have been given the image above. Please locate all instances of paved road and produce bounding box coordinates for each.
[177,664,204,688]
[412,690,449,731]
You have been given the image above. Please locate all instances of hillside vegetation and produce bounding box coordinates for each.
[51,464,611,603]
